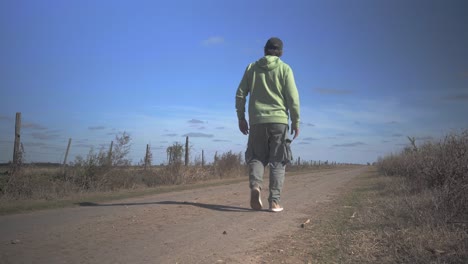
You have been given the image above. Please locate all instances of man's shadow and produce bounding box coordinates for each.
[78,201,266,212]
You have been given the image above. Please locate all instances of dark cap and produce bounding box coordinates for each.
[264,37,283,50]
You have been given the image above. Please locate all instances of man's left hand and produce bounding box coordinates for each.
[291,127,299,140]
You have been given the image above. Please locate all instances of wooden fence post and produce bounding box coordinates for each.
[201,150,205,168]
[167,147,172,165]
[185,136,189,166]
[144,144,150,170]
[63,138,72,168]
[107,141,113,166]
[12,112,21,166]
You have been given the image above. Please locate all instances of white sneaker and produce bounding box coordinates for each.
[269,201,284,212]
[250,187,262,210]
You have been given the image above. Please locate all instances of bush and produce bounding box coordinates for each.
[1,166,73,200]
[377,130,468,221]
[213,151,244,178]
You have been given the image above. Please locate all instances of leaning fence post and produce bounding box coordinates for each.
[62,138,72,171]
[12,112,21,167]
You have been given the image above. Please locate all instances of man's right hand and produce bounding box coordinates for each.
[239,119,249,135]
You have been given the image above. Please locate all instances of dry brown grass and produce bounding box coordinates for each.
[1,149,340,202]
[260,169,467,263]
[377,130,468,224]
[0,150,250,201]
[344,175,467,263]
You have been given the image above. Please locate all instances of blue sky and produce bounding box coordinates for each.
[1,0,467,165]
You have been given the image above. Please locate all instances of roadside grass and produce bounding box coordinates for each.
[0,176,247,215]
[0,166,347,215]
[260,167,467,264]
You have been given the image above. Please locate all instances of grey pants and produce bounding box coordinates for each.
[245,123,292,203]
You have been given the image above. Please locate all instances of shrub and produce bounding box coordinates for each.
[213,151,244,178]
[166,142,184,165]
[1,166,73,200]
[111,132,132,166]
[377,130,468,221]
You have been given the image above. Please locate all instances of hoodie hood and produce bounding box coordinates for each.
[256,55,281,71]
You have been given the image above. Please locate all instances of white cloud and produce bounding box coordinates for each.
[213,139,230,142]
[22,122,47,130]
[302,137,319,141]
[314,88,353,95]
[0,115,11,121]
[88,126,106,130]
[182,132,213,138]
[162,133,178,137]
[188,119,204,124]
[31,132,61,140]
[442,93,468,101]
[202,36,224,46]
[333,142,366,147]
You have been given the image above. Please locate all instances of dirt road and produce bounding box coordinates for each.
[0,166,368,264]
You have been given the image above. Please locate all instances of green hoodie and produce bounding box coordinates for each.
[235,55,300,129]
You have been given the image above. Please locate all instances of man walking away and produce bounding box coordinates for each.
[235,37,300,212]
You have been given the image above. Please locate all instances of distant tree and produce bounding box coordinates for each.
[166,142,184,165]
[407,136,418,152]
[112,132,132,166]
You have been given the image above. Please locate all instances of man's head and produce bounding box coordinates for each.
[264,37,283,57]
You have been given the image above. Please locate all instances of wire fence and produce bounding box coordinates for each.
[1,113,352,167]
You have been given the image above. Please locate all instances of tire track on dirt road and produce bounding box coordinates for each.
[0,166,369,264]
